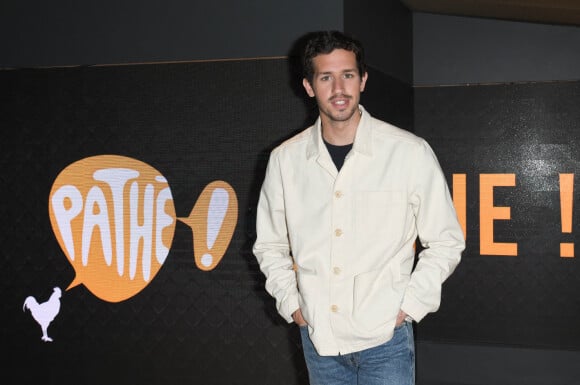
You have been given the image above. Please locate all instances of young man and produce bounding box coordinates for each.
[253,31,464,385]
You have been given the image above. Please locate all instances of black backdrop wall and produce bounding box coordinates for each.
[2,59,311,385]
[412,81,580,385]
[5,57,580,385]
[414,81,580,350]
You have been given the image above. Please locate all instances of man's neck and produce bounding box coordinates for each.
[321,109,361,146]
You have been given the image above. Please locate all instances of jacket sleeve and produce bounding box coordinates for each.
[401,140,465,322]
[252,151,300,323]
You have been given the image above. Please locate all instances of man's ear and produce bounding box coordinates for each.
[303,78,315,97]
[360,72,369,92]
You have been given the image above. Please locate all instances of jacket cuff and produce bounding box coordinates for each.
[401,293,437,323]
[280,295,300,323]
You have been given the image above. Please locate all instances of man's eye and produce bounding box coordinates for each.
[344,73,354,79]
[320,76,330,81]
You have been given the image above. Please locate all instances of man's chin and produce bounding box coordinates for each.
[329,109,356,122]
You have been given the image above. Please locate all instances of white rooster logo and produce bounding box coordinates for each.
[23,287,62,342]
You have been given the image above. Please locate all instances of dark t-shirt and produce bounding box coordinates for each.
[324,139,353,171]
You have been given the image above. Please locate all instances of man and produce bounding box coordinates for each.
[253,30,464,385]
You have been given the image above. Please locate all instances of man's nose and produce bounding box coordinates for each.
[332,78,345,94]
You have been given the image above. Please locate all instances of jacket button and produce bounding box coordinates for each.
[335,229,343,237]
[334,191,343,198]
[333,267,341,275]
[331,305,339,312]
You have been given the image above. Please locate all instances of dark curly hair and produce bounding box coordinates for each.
[302,31,366,83]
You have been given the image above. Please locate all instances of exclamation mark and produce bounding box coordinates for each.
[559,173,574,258]
[178,180,238,270]
[203,188,230,267]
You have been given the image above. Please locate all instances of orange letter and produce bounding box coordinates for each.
[480,174,517,256]
[452,174,467,239]
[560,173,574,258]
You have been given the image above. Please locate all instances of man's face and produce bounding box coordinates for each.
[303,49,368,125]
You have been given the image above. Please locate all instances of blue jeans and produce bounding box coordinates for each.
[299,322,415,385]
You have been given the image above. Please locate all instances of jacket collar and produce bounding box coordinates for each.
[306,104,373,160]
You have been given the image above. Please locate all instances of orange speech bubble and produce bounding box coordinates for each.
[48,155,176,302]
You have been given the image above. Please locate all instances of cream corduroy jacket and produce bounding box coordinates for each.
[253,105,465,356]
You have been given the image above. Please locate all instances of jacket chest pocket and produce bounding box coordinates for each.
[354,191,409,243]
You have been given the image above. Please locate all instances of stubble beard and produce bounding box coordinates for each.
[320,95,359,124]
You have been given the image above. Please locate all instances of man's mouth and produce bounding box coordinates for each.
[330,96,351,108]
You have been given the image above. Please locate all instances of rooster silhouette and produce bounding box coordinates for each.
[23,287,62,342]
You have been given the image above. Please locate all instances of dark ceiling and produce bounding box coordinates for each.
[401,0,580,26]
